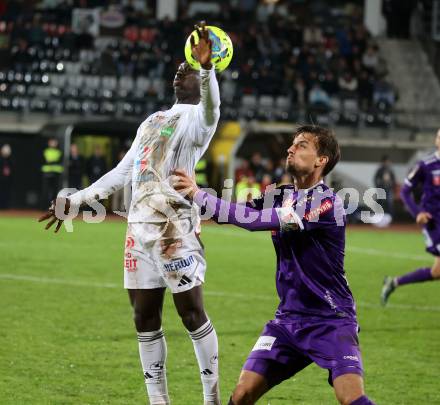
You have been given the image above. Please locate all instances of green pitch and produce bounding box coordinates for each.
[1,217,439,404]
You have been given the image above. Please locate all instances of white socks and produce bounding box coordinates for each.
[188,320,220,405]
[138,329,170,405]
[138,321,220,405]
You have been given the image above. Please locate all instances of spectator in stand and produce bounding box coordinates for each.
[28,14,45,45]
[373,78,396,108]
[374,155,396,216]
[260,173,273,193]
[0,143,13,209]
[68,143,84,190]
[274,158,286,183]
[41,138,63,209]
[338,71,358,98]
[87,145,107,185]
[362,45,379,73]
[10,38,31,72]
[303,23,323,46]
[235,159,253,183]
[235,174,261,203]
[309,83,331,109]
[117,46,135,76]
[250,152,266,183]
[357,70,374,110]
[322,71,339,97]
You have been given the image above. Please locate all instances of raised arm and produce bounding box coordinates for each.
[198,67,220,128]
[190,22,220,144]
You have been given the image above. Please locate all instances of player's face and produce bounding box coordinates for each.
[173,62,200,100]
[286,133,328,177]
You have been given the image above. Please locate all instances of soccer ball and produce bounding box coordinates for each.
[184,25,233,72]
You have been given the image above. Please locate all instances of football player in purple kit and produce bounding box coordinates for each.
[173,125,376,405]
[381,129,440,305]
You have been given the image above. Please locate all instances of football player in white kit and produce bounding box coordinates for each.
[40,22,221,405]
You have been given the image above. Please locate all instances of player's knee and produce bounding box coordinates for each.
[336,391,362,405]
[178,308,206,331]
[133,308,162,332]
[231,384,257,405]
[431,265,440,279]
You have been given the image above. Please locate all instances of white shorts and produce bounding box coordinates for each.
[123,219,206,293]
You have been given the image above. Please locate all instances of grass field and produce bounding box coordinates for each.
[1,216,439,404]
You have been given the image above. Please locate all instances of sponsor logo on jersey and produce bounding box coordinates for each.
[304,199,333,221]
[163,255,195,272]
[432,170,440,186]
[125,236,135,249]
[160,126,175,138]
[252,336,276,351]
[124,251,138,272]
[343,355,359,361]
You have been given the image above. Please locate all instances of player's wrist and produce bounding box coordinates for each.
[200,62,213,70]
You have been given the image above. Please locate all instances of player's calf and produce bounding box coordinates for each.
[333,374,375,405]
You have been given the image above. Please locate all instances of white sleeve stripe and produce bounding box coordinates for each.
[292,211,304,230]
[404,179,413,186]
[275,207,304,231]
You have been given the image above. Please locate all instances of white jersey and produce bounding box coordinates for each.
[69,67,220,223]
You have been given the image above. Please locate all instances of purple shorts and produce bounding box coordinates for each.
[243,318,363,388]
[423,221,440,256]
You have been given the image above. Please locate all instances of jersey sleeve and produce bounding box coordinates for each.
[193,190,280,231]
[400,162,425,218]
[193,67,220,146]
[69,131,139,207]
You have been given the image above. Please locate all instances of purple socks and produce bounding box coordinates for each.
[350,395,376,405]
[396,267,433,286]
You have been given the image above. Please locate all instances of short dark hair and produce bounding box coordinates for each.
[293,125,341,176]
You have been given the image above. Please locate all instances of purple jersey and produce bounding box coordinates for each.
[250,183,356,321]
[401,152,440,218]
[194,182,357,321]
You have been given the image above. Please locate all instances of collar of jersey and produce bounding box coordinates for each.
[295,179,324,193]
[170,103,196,111]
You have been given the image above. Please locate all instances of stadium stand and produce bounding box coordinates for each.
[0,0,394,125]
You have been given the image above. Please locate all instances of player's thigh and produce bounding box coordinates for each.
[333,373,365,405]
[431,256,440,278]
[231,370,270,405]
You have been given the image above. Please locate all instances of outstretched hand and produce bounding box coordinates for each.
[38,197,71,233]
[172,169,200,200]
[190,21,212,69]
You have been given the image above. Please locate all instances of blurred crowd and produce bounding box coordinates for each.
[234,153,291,202]
[0,138,130,210]
[0,0,396,119]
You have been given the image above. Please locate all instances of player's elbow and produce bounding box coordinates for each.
[203,108,220,127]
[400,185,410,200]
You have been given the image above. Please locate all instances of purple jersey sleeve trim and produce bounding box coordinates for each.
[193,190,281,231]
[400,182,421,218]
